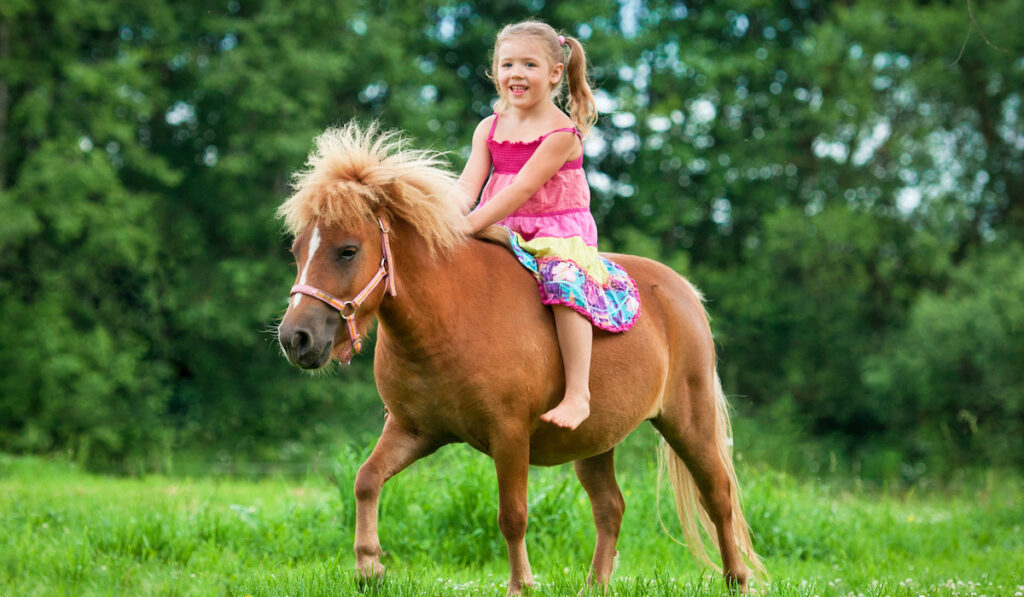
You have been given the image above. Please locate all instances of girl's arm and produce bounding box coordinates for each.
[466,131,579,233]
[448,117,495,213]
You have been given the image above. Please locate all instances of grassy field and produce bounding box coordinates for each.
[1,428,1021,597]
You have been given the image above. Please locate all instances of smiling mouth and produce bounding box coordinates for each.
[509,84,528,94]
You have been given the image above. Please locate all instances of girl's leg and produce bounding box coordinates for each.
[541,306,593,429]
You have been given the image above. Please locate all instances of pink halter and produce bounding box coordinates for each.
[289,217,396,364]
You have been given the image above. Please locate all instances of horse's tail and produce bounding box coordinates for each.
[657,371,767,580]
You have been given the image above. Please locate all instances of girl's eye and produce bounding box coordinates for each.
[338,246,358,262]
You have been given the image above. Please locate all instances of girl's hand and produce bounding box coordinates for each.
[457,214,476,236]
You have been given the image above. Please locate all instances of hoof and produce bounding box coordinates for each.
[355,562,386,591]
[725,570,750,594]
[507,579,535,596]
[578,582,611,596]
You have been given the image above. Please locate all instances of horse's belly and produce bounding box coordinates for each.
[527,423,640,465]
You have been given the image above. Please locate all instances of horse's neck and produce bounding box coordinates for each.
[376,221,468,360]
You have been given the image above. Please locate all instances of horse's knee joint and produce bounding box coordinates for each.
[497,508,527,541]
[612,493,625,518]
[354,465,382,502]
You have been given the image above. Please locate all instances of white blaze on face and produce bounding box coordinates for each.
[292,225,321,308]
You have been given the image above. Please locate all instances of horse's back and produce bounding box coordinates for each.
[601,252,714,359]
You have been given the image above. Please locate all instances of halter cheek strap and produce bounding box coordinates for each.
[289,217,396,364]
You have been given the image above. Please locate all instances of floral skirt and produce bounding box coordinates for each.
[506,227,641,333]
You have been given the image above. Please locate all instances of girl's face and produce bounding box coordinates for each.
[495,36,563,111]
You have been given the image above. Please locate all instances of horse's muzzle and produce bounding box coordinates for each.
[279,323,334,369]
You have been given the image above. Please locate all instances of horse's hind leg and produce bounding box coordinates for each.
[491,430,534,595]
[574,449,625,587]
[353,417,439,581]
[652,385,751,591]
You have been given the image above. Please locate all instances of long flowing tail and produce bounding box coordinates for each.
[657,372,767,579]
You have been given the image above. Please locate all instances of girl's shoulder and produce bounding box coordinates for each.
[470,115,499,146]
[547,109,576,131]
[474,114,498,134]
[542,106,576,129]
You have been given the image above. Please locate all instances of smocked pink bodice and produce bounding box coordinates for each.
[477,114,598,246]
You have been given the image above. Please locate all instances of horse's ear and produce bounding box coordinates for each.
[372,193,393,227]
[375,177,400,204]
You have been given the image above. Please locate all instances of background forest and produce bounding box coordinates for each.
[1,0,1021,478]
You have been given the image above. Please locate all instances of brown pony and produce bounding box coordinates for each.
[276,122,765,594]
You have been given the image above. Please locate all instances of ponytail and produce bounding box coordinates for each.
[561,36,598,137]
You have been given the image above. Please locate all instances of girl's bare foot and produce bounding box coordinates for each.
[540,393,590,429]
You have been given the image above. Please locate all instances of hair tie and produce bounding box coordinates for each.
[558,35,566,46]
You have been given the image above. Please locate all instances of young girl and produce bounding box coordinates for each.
[451,20,640,430]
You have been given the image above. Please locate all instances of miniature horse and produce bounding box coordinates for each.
[276,122,764,594]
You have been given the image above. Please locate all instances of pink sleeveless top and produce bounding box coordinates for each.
[477,114,598,246]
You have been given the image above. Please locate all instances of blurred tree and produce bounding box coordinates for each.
[863,241,1024,469]
[1,0,1021,471]
[0,0,181,468]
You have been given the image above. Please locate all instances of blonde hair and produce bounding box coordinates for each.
[489,20,598,137]
[277,121,462,255]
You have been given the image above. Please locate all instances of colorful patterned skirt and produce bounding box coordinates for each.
[505,227,641,333]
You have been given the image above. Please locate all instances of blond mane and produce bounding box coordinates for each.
[277,121,463,254]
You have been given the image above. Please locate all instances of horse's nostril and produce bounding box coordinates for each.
[291,329,312,352]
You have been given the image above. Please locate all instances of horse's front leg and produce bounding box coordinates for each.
[492,430,533,595]
[353,417,436,581]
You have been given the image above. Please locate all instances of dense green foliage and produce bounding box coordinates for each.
[1,447,1021,596]
[1,1,1021,472]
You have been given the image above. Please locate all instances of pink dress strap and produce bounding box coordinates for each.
[487,113,500,141]
[538,127,581,142]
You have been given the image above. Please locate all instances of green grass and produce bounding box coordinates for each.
[1,430,1021,596]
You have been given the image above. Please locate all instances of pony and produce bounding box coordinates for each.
[276,122,765,594]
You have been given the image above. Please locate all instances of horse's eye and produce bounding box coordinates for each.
[338,246,359,262]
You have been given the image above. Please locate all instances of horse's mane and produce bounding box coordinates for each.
[277,121,463,254]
